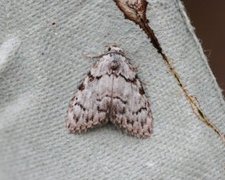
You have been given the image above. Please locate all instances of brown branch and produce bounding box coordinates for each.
[114,0,225,144]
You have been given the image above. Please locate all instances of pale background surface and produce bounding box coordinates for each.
[0,0,224,179]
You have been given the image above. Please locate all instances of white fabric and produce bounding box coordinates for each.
[0,0,224,179]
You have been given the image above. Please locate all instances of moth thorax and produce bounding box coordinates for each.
[110,60,120,71]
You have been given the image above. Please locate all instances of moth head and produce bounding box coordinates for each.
[104,45,123,71]
[106,45,124,54]
[110,59,120,71]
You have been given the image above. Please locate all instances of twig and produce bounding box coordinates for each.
[114,0,225,144]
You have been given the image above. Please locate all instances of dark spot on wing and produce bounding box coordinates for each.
[96,98,101,102]
[97,106,107,112]
[87,71,102,81]
[127,119,134,126]
[96,75,102,80]
[71,96,76,101]
[133,107,147,115]
[73,115,79,123]
[112,96,127,104]
[139,86,145,95]
[119,73,137,84]
[75,102,86,111]
[88,71,94,82]
[78,83,85,91]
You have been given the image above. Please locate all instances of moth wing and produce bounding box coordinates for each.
[110,74,153,138]
[66,71,113,133]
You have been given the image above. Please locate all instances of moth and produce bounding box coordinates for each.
[66,45,153,138]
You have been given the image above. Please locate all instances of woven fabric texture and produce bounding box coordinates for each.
[0,0,225,179]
